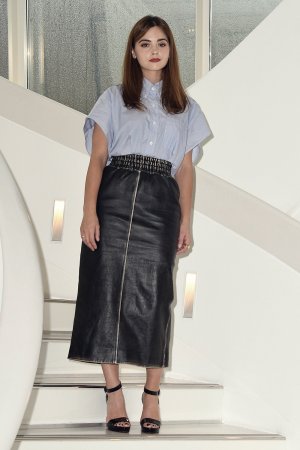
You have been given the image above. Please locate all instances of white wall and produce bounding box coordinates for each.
[0,116,86,299]
[189,0,300,221]
[0,240,2,313]
[171,211,300,447]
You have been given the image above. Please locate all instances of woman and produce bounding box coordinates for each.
[68,15,212,434]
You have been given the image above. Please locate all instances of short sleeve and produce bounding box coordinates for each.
[83,87,113,155]
[185,97,213,165]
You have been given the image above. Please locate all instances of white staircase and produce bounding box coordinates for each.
[13,299,286,449]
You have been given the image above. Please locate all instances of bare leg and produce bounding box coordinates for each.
[101,363,130,428]
[140,367,163,430]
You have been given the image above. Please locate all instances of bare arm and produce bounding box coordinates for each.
[174,150,194,253]
[80,123,108,251]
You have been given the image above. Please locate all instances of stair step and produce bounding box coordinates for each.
[35,299,286,449]
[14,422,286,450]
[43,298,75,331]
[43,330,71,341]
[40,330,146,374]
[33,372,222,388]
[22,373,223,424]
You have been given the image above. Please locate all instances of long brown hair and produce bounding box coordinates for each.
[122,15,190,114]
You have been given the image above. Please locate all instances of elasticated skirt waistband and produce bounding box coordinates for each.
[110,153,172,177]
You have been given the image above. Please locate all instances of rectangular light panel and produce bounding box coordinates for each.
[183,272,197,318]
[51,200,65,241]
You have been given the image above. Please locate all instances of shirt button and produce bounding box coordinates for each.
[151,87,155,90]
[152,103,155,107]
[153,121,156,125]
[149,141,153,145]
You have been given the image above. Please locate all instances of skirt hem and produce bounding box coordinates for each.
[67,355,169,369]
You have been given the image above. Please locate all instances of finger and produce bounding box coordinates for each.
[90,233,97,250]
[81,228,97,251]
[82,238,92,251]
[84,233,95,252]
[81,231,87,245]
[183,242,190,252]
[93,224,100,249]
[88,228,97,250]
[177,237,184,249]
[176,243,185,253]
[177,242,190,254]
[95,223,100,242]
[80,227,85,239]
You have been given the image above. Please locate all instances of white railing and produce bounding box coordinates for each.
[194,166,300,273]
[0,150,43,450]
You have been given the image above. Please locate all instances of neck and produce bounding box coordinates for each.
[142,70,162,84]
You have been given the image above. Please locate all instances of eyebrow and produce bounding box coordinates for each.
[138,38,168,43]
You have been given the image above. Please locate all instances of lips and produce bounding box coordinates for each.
[149,58,161,62]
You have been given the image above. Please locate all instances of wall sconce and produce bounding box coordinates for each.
[183,272,197,318]
[51,200,65,241]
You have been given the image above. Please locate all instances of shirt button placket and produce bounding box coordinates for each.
[149,87,159,149]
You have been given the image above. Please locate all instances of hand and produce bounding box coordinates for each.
[176,221,192,254]
[80,212,100,251]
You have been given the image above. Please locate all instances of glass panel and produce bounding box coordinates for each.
[0,0,8,79]
[27,0,196,114]
[210,0,282,68]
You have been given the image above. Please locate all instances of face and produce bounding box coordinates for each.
[132,26,170,80]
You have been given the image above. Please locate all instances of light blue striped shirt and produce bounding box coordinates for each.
[83,76,213,177]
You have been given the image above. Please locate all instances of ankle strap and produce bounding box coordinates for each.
[144,386,160,396]
[104,381,122,393]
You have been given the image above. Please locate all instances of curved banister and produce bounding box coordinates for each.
[0,150,43,450]
[194,165,300,273]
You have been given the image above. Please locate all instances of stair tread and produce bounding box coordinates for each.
[34,372,223,388]
[44,298,75,303]
[43,330,71,340]
[16,421,285,440]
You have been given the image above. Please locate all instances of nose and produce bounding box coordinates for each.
[151,44,159,54]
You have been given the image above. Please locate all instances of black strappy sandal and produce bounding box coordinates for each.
[104,381,131,433]
[140,386,161,433]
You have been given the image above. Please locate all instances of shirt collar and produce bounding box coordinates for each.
[141,77,162,99]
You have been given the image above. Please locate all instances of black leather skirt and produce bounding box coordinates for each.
[67,154,181,367]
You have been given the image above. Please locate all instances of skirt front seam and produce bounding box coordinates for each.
[114,169,141,363]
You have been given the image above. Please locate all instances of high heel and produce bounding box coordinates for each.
[140,386,161,433]
[104,381,131,433]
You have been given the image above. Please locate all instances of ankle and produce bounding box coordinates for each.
[105,380,121,390]
[144,384,160,391]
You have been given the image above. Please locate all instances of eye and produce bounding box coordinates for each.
[141,43,149,48]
